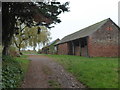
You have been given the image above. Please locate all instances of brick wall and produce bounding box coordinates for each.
[57,43,69,55]
[88,41,119,57]
[88,20,120,57]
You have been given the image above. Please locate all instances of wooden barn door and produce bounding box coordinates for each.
[68,42,73,55]
[75,46,80,56]
[81,45,88,57]
[80,37,88,57]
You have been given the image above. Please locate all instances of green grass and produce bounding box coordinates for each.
[14,55,30,87]
[46,55,118,88]
[14,55,30,75]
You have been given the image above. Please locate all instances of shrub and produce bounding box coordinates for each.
[2,56,23,88]
[9,46,20,57]
[37,49,42,54]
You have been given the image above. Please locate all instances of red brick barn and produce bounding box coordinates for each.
[55,18,120,57]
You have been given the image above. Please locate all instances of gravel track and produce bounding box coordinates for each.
[21,55,85,88]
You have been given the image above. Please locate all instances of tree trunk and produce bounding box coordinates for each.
[2,34,13,56]
[18,47,22,55]
[18,47,21,54]
[2,45,10,56]
[33,46,36,51]
[2,5,16,56]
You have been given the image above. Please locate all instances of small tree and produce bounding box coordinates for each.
[24,26,51,51]
[12,20,27,54]
[13,24,51,53]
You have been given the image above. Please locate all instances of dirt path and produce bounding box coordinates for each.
[21,55,85,88]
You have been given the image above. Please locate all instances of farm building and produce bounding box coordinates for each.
[55,18,120,57]
[42,38,60,54]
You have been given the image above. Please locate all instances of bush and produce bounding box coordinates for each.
[9,46,20,57]
[37,49,42,54]
[2,56,23,88]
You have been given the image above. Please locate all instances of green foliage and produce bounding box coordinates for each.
[37,49,42,54]
[2,55,30,88]
[9,46,16,52]
[25,26,51,49]
[48,41,58,54]
[47,55,118,88]
[9,46,18,57]
[13,25,51,51]
[2,56,22,88]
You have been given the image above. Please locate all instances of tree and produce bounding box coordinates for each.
[13,25,51,52]
[26,26,51,51]
[2,2,69,55]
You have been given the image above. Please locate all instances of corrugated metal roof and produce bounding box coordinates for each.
[56,18,111,45]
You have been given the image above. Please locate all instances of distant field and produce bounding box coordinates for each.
[21,51,38,55]
[47,55,118,88]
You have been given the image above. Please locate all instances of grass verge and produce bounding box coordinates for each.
[2,55,30,88]
[21,51,37,55]
[46,55,118,88]
[14,55,30,75]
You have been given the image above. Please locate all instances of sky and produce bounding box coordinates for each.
[50,0,119,42]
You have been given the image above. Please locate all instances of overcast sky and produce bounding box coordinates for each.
[50,0,119,42]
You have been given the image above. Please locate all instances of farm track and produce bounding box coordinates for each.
[21,55,85,88]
